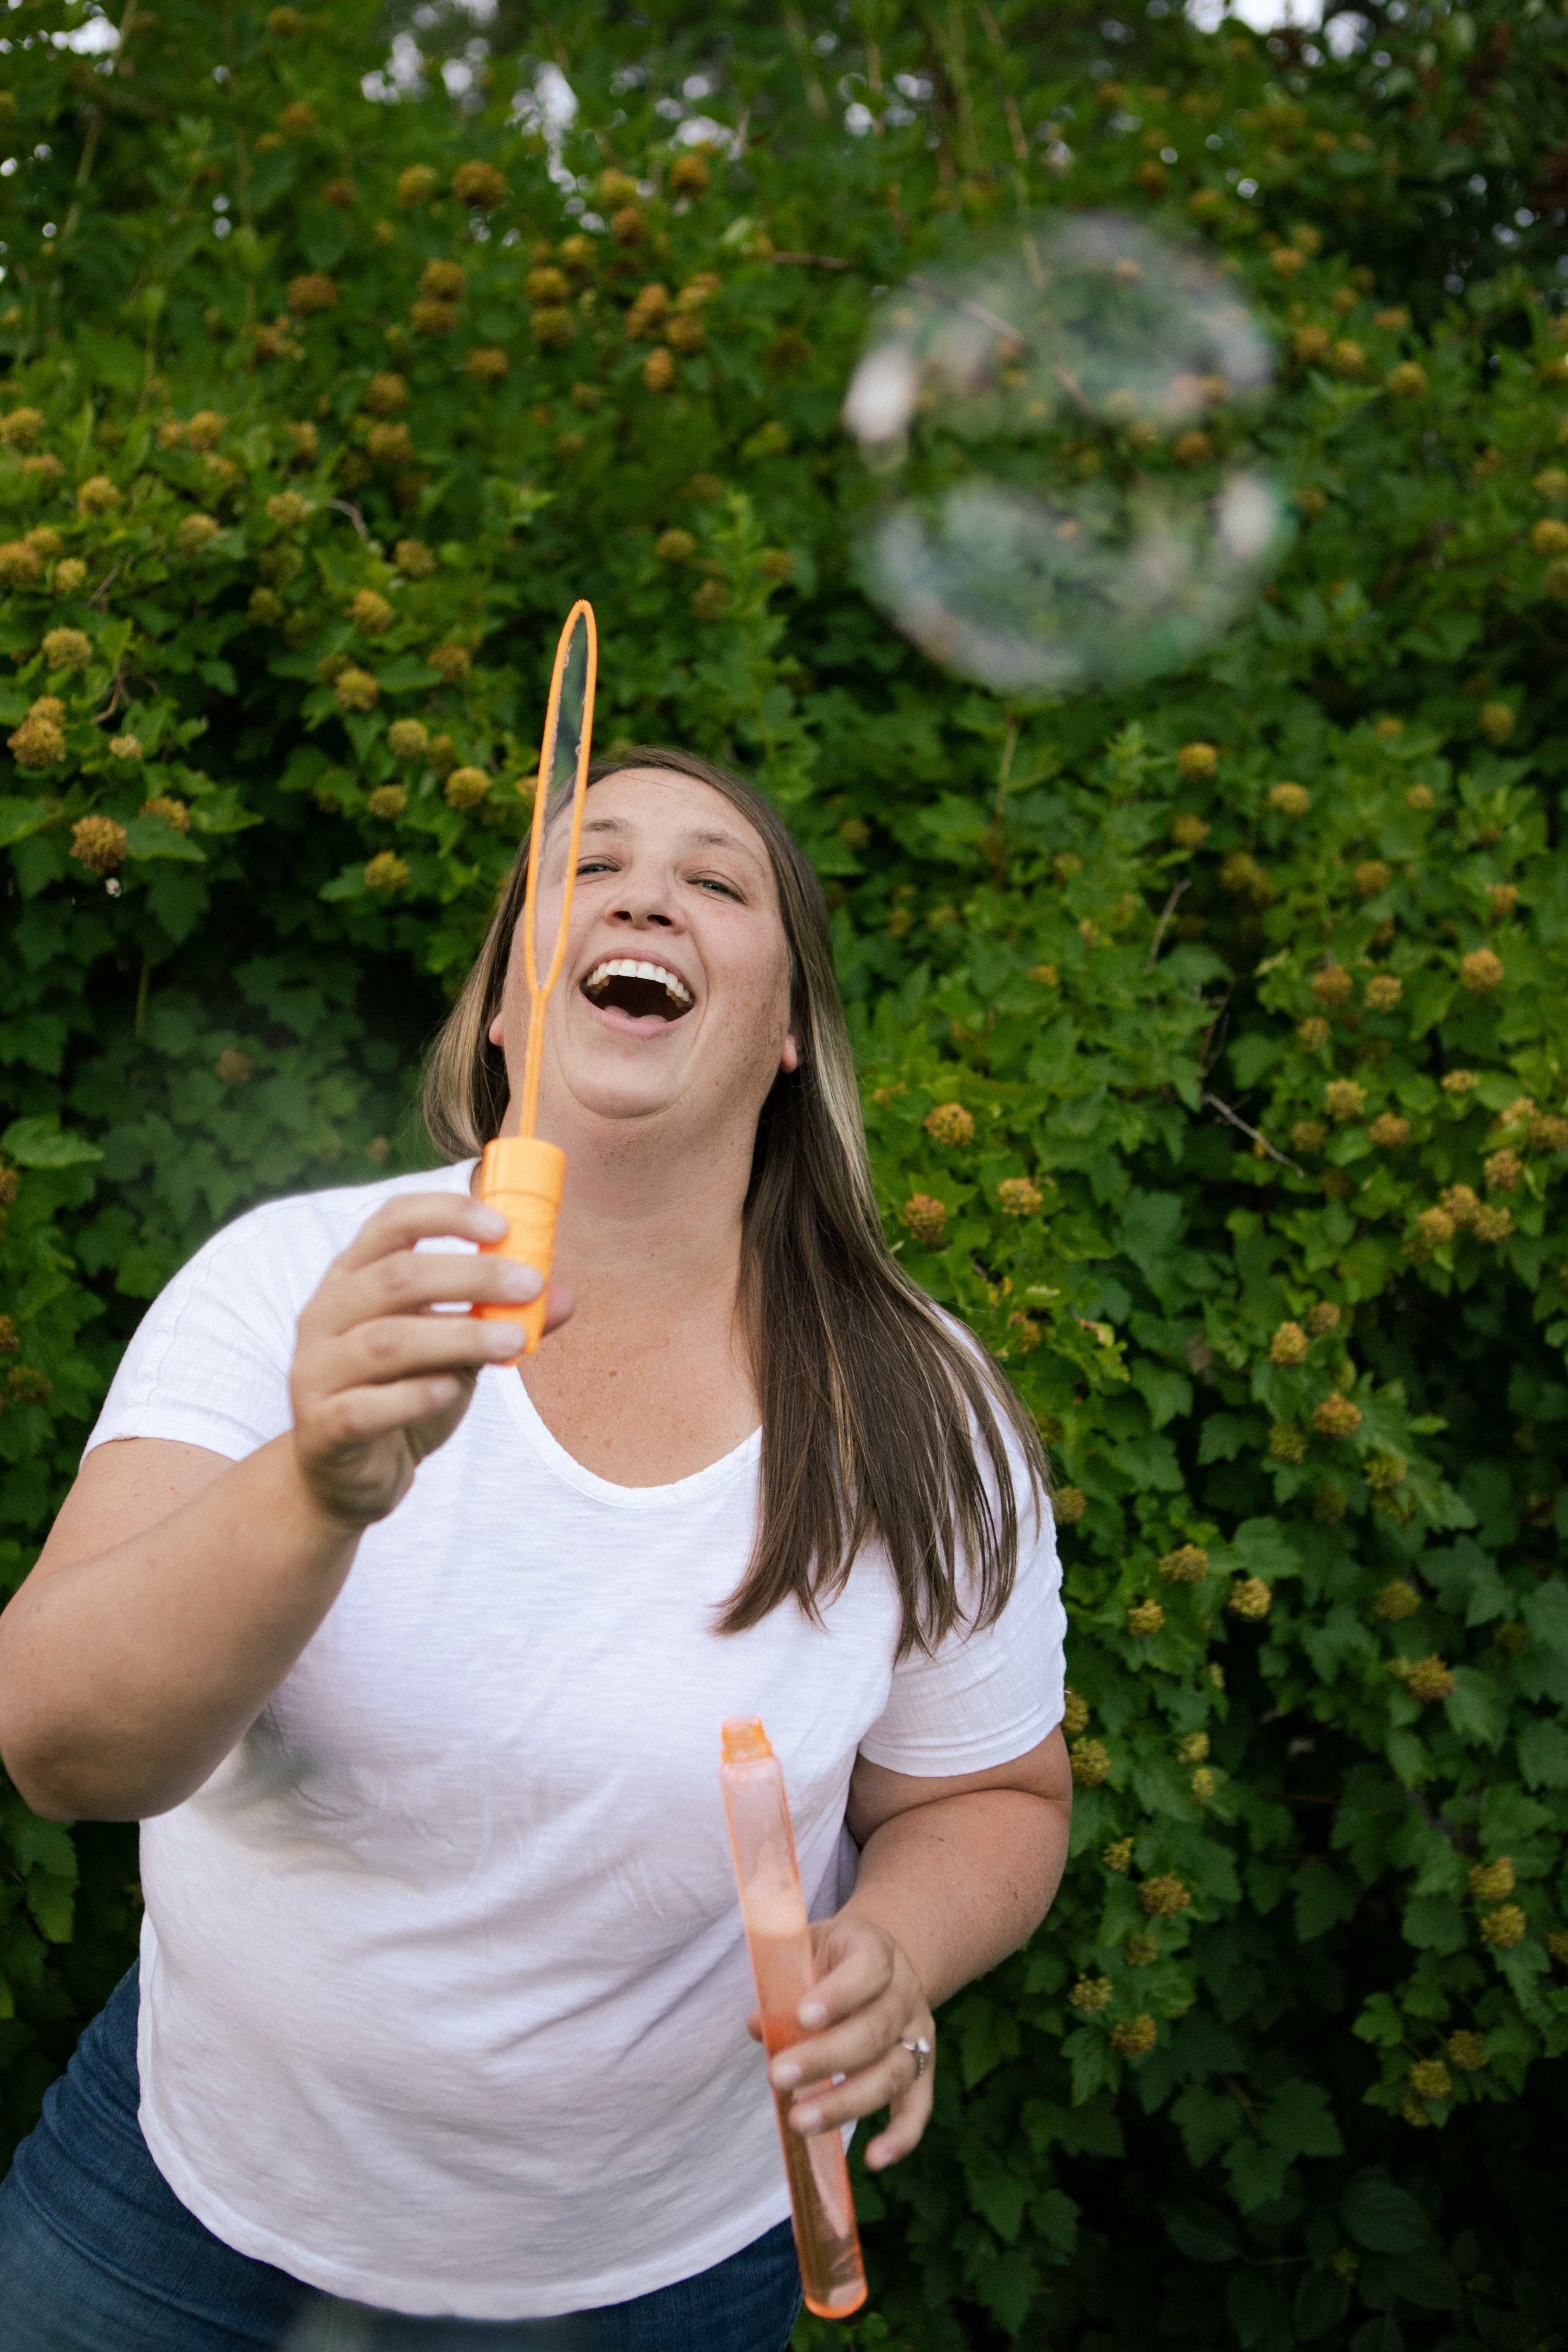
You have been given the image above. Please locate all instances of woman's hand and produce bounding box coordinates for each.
[750,1915,936,2171]
[291,1193,574,1529]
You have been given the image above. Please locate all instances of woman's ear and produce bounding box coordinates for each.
[780,1032,800,1074]
[488,1011,505,1048]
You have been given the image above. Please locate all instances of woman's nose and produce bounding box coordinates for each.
[608,898,675,929]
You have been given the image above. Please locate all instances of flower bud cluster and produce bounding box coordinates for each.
[1159,1544,1209,1583]
[924,1101,974,1147]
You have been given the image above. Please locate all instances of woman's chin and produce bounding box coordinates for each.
[559,1066,692,1127]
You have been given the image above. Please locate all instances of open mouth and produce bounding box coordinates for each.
[580,957,693,1023]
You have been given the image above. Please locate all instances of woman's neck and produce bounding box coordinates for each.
[489,1113,763,1484]
[472,1109,753,1340]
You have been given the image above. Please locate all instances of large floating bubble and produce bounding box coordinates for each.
[842,214,1289,695]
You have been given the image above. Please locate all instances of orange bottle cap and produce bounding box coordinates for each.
[721,1717,772,1763]
[479,1136,566,1207]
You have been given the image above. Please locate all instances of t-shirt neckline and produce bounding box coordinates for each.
[498,1375,762,1509]
[443,1157,762,1508]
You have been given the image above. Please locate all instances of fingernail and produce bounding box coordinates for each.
[487,1325,524,1354]
[793,2107,821,2133]
[474,1208,508,1239]
[772,2060,801,2089]
[499,1263,542,1299]
[798,2001,826,2028]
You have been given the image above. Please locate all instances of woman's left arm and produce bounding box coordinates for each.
[761,1728,1073,2170]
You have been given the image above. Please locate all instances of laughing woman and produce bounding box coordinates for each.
[0,748,1071,2352]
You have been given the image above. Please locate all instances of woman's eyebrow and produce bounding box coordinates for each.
[574,815,762,865]
[686,825,763,864]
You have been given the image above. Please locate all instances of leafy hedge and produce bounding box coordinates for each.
[3,3,1567,2347]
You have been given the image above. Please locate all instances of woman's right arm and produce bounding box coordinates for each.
[0,1192,564,1824]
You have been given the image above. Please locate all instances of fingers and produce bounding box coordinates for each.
[305,1372,483,1448]
[769,1931,899,2090]
[797,1925,897,2034]
[764,1919,935,2164]
[864,2065,934,2171]
[772,1983,905,2095]
[331,1193,509,1281]
[319,1311,531,1401]
[779,2031,935,2152]
[323,1243,542,1337]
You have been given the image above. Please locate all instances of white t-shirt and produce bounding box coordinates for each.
[83,1159,1066,2321]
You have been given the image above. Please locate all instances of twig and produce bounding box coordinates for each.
[53,0,142,268]
[781,6,829,118]
[1147,877,1190,965]
[328,498,371,542]
[87,563,122,614]
[974,4,1029,166]
[1198,982,1233,1075]
[1201,1090,1305,1176]
[768,251,854,271]
[1222,2073,1259,2122]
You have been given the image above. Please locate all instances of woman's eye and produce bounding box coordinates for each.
[693,876,740,898]
[575,859,615,877]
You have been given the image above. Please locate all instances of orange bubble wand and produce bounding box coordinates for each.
[472,600,598,1357]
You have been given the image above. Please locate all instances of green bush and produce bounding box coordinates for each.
[2,3,1566,2345]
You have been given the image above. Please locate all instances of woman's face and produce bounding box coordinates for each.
[488,767,799,1143]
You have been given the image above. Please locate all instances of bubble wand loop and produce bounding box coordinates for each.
[472,600,598,1358]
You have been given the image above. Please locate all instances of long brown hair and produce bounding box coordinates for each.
[421,747,1047,1658]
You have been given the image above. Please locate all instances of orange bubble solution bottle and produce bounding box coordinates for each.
[472,601,597,1358]
[720,1718,868,2321]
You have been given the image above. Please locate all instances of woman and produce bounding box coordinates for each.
[0,747,1071,2350]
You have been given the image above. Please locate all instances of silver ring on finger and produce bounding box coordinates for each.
[899,2035,933,2082]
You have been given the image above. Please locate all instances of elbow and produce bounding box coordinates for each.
[0,1736,84,1822]
[0,1712,163,1824]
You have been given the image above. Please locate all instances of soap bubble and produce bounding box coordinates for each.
[545,608,591,804]
[842,214,1289,695]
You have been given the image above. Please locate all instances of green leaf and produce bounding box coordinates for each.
[1349,2320,1405,2352]
[1294,2270,1352,2341]
[1293,1860,1358,1941]
[1131,1361,1193,1430]
[1159,2199,1242,2265]
[1226,2269,1287,2348]
[963,2150,1029,2244]
[1516,1719,1568,1788]
[0,796,58,850]
[374,656,445,692]
[1341,2177,1432,2255]
[25,1874,75,1944]
[1381,2249,1461,2310]
[123,815,208,864]
[2,1116,103,1168]
[1442,1667,1507,1750]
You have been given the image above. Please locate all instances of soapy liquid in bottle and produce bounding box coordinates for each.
[721,1724,867,2320]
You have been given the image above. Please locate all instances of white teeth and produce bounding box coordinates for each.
[583,957,692,1005]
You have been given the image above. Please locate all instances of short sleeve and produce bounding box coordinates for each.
[81,1211,300,1467]
[858,1460,1066,1778]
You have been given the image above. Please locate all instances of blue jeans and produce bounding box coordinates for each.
[0,1967,802,2351]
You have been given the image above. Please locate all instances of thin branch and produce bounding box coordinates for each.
[1147,877,1190,965]
[328,498,371,542]
[1201,1090,1305,1177]
[87,563,123,615]
[768,251,854,271]
[974,5,1029,166]
[781,6,829,119]
[1198,982,1233,1076]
